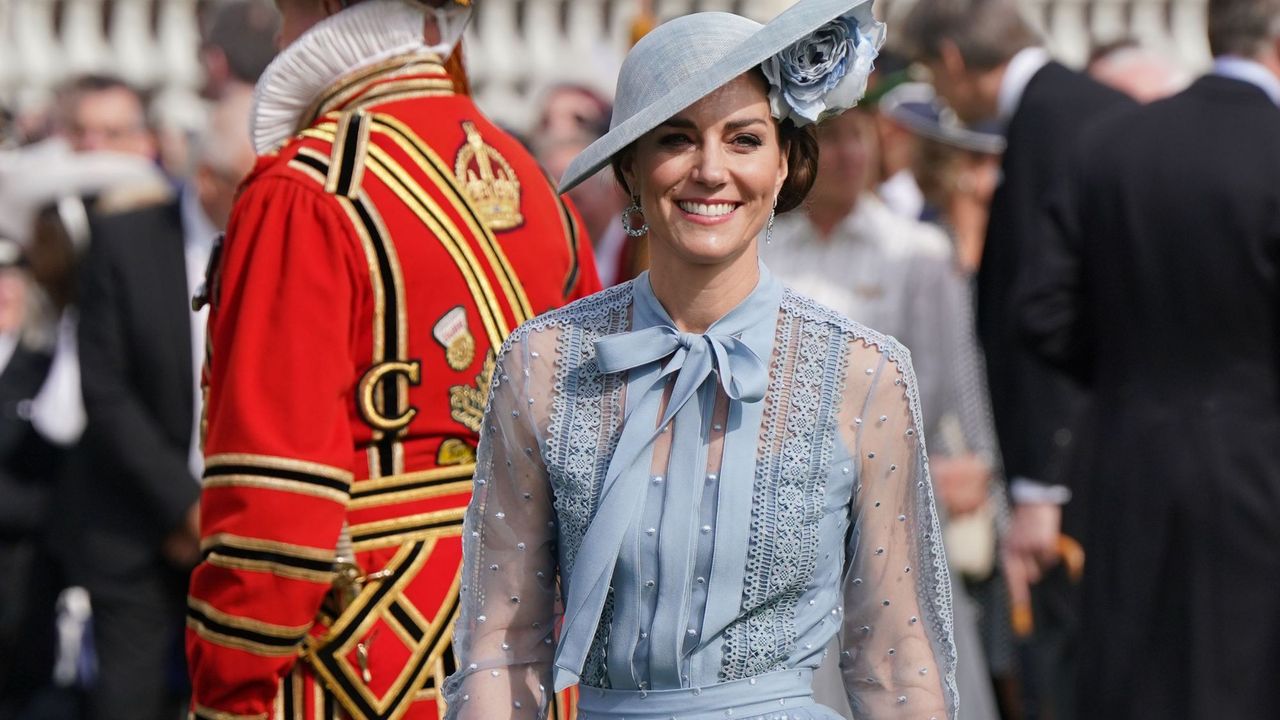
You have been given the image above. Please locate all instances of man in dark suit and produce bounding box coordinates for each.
[1019,1,1280,716]
[73,87,256,720]
[0,239,62,720]
[902,2,1135,716]
[76,195,201,720]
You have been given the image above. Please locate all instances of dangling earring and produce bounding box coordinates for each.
[621,195,648,237]
[764,196,779,245]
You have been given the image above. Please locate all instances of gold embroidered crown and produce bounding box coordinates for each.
[454,122,522,231]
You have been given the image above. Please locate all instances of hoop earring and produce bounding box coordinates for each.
[621,196,648,237]
[764,196,778,245]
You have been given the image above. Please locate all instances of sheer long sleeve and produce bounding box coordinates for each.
[445,329,559,719]
[840,342,958,719]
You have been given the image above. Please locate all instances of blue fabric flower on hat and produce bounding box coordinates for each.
[762,9,886,126]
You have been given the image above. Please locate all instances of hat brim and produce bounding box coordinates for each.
[886,105,1007,154]
[879,84,1007,155]
[557,0,876,193]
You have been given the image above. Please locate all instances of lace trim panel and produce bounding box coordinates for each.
[534,281,633,688]
[719,291,847,681]
[784,291,960,715]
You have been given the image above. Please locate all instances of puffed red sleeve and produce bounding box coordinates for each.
[186,173,365,720]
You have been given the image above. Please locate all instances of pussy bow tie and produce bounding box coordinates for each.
[553,323,770,691]
[595,325,769,425]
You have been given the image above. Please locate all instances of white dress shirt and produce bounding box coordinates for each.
[765,195,992,457]
[996,46,1052,124]
[29,312,86,447]
[878,168,926,221]
[0,332,16,375]
[1212,55,1280,107]
[180,185,216,480]
[766,194,953,337]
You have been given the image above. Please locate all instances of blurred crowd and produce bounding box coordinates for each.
[0,3,278,718]
[1,0,1276,719]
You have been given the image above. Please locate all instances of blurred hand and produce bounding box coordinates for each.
[162,502,201,569]
[1002,501,1062,584]
[931,453,992,516]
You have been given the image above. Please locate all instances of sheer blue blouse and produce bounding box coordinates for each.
[444,267,957,719]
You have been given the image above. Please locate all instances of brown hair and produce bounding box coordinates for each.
[900,0,1040,70]
[56,74,153,133]
[610,117,818,215]
[775,119,819,214]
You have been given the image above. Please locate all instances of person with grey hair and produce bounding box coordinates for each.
[1018,0,1280,717]
[191,85,257,231]
[1086,39,1191,103]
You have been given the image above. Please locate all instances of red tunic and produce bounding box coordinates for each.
[187,54,599,720]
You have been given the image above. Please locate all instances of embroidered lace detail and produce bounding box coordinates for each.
[460,398,497,619]
[539,291,629,564]
[720,291,846,680]
[524,281,632,687]
[581,591,615,688]
[449,282,957,718]
[782,290,960,711]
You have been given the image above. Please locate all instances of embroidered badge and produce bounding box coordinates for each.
[432,306,476,371]
[437,438,477,466]
[454,121,523,231]
[356,360,422,433]
[449,350,495,434]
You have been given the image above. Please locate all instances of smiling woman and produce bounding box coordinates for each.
[613,73,794,323]
[445,2,960,719]
[610,71,820,319]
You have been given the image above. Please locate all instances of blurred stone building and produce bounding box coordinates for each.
[0,0,1211,140]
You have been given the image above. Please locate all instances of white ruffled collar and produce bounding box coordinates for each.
[250,0,440,154]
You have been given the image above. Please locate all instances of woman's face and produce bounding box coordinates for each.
[809,108,877,210]
[622,72,788,269]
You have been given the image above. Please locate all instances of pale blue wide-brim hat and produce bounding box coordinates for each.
[558,0,884,193]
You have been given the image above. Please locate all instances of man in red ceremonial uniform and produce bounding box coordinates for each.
[185,1,600,718]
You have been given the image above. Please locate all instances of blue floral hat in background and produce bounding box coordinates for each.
[879,82,1007,155]
[557,0,885,193]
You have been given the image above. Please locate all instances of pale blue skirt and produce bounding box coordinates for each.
[575,668,843,720]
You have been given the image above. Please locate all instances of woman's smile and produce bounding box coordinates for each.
[675,198,743,224]
[621,72,788,269]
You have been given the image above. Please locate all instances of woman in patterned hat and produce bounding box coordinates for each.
[446,2,958,718]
